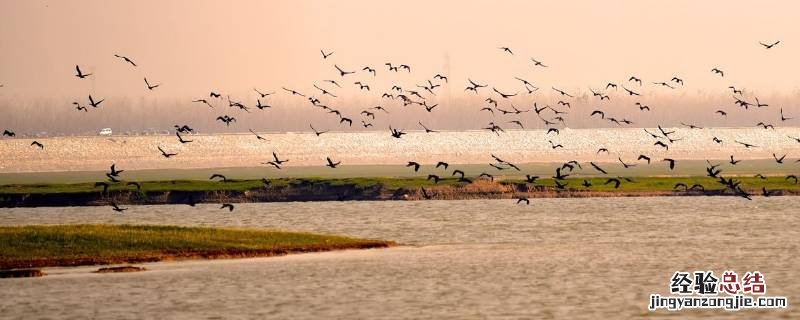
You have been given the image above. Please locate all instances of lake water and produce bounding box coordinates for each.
[1,197,798,319]
[2,127,799,173]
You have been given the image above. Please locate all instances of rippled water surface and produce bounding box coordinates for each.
[1,197,798,319]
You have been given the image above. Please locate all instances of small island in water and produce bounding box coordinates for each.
[0,224,393,271]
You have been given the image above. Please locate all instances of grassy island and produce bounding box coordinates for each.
[0,224,393,270]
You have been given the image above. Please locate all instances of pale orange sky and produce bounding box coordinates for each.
[0,0,798,133]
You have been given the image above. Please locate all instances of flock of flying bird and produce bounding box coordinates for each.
[1,40,799,210]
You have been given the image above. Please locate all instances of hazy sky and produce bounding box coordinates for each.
[0,0,798,134]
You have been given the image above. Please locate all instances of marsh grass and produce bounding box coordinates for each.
[0,176,797,200]
[0,224,392,269]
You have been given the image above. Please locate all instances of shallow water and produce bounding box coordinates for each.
[1,127,799,173]
[1,197,798,319]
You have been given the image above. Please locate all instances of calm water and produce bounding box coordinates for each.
[1,197,798,319]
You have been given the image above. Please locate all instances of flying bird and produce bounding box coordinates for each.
[493,87,517,99]
[272,152,288,165]
[711,68,724,77]
[74,65,92,79]
[605,178,621,189]
[622,86,640,96]
[144,78,160,90]
[530,58,548,67]
[552,87,573,97]
[390,126,406,138]
[109,163,124,177]
[618,157,636,168]
[114,54,137,67]
[176,132,192,144]
[759,40,780,49]
[209,173,227,182]
[192,99,214,108]
[158,146,177,158]
[127,182,142,192]
[216,115,236,126]
[309,124,328,136]
[663,158,676,170]
[248,129,267,140]
[418,122,437,133]
[282,87,305,97]
[780,108,793,122]
[735,140,758,148]
[73,102,87,112]
[253,88,274,98]
[88,95,104,108]
[325,157,341,168]
[334,65,355,77]
[590,162,608,174]
[111,202,128,213]
[320,49,334,59]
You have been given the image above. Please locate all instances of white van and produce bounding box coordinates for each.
[98,128,113,136]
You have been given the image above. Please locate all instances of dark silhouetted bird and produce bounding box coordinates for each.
[334,65,355,77]
[618,157,636,168]
[735,140,758,148]
[75,65,92,79]
[114,54,137,67]
[249,129,267,141]
[127,182,142,192]
[663,158,676,170]
[88,95,104,108]
[216,115,236,126]
[759,40,780,49]
[272,152,289,165]
[390,127,406,138]
[605,178,621,189]
[326,157,341,168]
[309,124,328,136]
[158,146,177,158]
[111,202,128,213]
[590,162,607,174]
[95,182,110,193]
[176,132,192,144]
[531,58,548,67]
[144,78,160,90]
